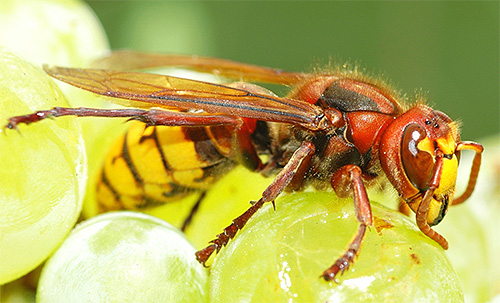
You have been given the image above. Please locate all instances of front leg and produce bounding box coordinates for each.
[195,141,315,265]
[323,164,373,281]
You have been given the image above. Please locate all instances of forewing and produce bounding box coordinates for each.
[44,66,322,127]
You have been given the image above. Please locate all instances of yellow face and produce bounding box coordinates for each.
[404,126,460,226]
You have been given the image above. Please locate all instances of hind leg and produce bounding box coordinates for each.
[195,141,315,265]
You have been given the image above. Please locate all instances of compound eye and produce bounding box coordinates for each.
[401,123,434,190]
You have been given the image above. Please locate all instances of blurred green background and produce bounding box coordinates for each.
[84,1,499,140]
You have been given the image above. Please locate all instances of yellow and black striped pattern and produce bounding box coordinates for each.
[96,121,237,211]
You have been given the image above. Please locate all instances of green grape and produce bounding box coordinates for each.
[0,0,113,221]
[209,192,463,302]
[37,212,208,303]
[149,165,271,249]
[438,136,500,302]
[0,0,109,68]
[0,47,86,284]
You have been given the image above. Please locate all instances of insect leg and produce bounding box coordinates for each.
[180,192,206,232]
[323,165,373,281]
[415,152,449,249]
[195,141,316,266]
[6,107,241,130]
[452,141,483,205]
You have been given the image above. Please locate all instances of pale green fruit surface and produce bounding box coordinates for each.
[209,192,463,302]
[0,0,113,222]
[438,136,500,303]
[0,47,86,284]
[0,0,109,68]
[147,165,270,249]
[37,212,208,303]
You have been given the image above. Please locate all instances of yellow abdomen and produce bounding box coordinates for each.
[96,121,236,211]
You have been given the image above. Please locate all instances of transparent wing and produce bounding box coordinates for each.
[44,66,323,128]
[93,50,308,85]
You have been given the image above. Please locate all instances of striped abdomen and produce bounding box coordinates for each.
[96,121,238,211]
